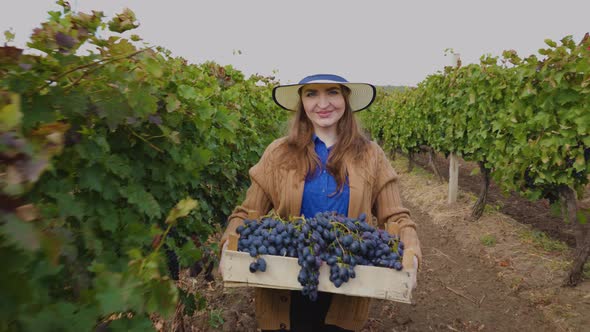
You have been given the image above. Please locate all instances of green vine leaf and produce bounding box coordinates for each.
[120,184,161,218]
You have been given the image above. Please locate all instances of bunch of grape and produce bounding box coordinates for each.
[235,211,404,301]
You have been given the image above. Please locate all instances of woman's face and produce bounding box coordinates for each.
[300,83,346,131]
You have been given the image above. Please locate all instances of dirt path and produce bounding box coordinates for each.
[172,157,588,332]
[363,200,552,332]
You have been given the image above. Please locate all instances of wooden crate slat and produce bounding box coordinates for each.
[222,249,413,304]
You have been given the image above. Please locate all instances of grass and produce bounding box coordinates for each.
[209,309,225,329]
[483,201,503,214]
[390,157,407,172]
[519,230,569,253]
[509,276,525,291]
[584,262,590,280]
[480,234,497,246]
[410,165,435,179]
[483,205,497,214]
[389,155,434,180]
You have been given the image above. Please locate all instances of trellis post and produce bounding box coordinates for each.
[448,53,461,204]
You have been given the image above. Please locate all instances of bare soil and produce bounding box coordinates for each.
[157,155,589,332]
[409,151,577,246]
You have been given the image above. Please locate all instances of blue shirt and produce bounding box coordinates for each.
[300,135,350,218]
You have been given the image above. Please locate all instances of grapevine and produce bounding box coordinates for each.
[364,34,590,285]
[0,3,286,330]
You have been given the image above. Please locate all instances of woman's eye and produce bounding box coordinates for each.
[328,90,340,95]
[305,91,316,97]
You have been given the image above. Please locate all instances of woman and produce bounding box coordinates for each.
[220,74,421,332]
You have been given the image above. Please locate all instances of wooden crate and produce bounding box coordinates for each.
[221,235,415,304]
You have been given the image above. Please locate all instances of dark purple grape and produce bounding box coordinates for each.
[257,258,267,272]
[165,249,179,280]
[249,247,257,257]
[249,262,259,273]
[55,32,76,49]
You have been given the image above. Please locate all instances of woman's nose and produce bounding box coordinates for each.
[318,93,330,108]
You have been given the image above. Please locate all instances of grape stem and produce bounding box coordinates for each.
[35,48,152,94]
[127,126,164,153]
[154,223,173,253]
[331,221,356,257]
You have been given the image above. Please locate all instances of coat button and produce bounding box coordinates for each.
[280,295,288,302]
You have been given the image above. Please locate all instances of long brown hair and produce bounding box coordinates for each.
[276,85,370,191]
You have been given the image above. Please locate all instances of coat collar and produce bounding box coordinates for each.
[346,158,363,219]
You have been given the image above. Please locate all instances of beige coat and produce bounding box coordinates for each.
[221,137,421,331]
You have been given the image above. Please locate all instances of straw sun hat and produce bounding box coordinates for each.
[272,74,376,112]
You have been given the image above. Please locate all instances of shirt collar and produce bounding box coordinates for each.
[312,133,334,153]
[312,133,331,150]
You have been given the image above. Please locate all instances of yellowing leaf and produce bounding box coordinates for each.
[165,94,181,112]
[0,92,21,131]
[574,154,585,170]
[168,131,180,144]
[107,8,139,33]
[165,198,198,224]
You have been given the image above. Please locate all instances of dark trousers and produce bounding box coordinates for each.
[263,291,353,332]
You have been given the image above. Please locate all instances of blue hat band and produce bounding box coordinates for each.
[299,74,349,84]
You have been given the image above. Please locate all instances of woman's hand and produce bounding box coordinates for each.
[217,240,229,279]
[386,222,420,290]
[402,249,418,291]
[410,256,418,290]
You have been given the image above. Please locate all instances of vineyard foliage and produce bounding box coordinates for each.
[1,3,286,331]
[365,35,590,203]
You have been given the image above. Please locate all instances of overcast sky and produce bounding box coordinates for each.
[2,1,589,86]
